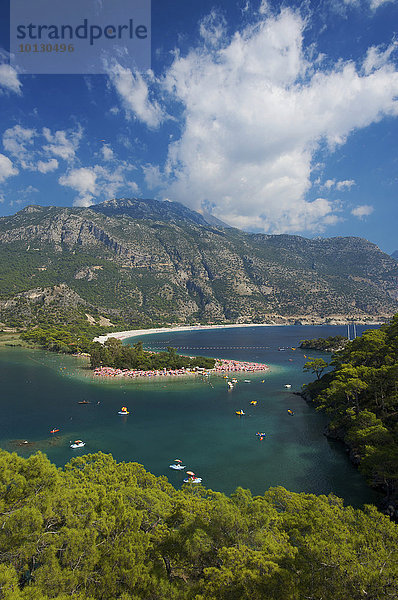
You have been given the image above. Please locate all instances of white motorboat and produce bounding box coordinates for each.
[169,459,185,470]
[284,384,292,389]
[70,440,85,449]
[183,477,202,484]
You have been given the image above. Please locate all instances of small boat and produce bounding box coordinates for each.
[250,401,257,405]
[70,440,85,448]
[236,410,245,415]
[232,379,238,383]
[183,476,202,483]
[227,381,234,389]
[78,400,91,404]
[118,406,129,415]
[243,380,251,383]
[50,428,59,434]
[169,459,185,470]
[284,384,292,389]
[256,432,266,437]
[287,410,294,416]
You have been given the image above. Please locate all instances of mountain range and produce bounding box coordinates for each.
[0,198,397,328]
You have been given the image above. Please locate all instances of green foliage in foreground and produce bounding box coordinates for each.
[306,314,398,499]
[0,450,397,600]
[90,338,216,371]
[303,357,329,380]
[300,335,348,351]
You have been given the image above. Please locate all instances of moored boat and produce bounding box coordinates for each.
[169,459,185,470]
[70,440,85,448]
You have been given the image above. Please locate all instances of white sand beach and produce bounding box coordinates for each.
[94,323,275,344]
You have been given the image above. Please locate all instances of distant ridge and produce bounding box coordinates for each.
[0,198,397,328]
[92,197,230,229]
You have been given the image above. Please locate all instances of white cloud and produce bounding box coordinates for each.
[58,163,138,206]
[101,145,114,161]
[322,178,356,191]
[141,8,398,233]
[0,64,22,95]
[59,167,97,196]
[199,10,227,48]
[2,125,82,171]
[42,126,82,161]
[106,62,165,128]
[73,195,95,208]
[3,125,36,168]
[336,179,355,190]
[351,204,374,218]
[363,42,398,75]
[323,179,336,190]
[37,158,59,173]
[0,153,18,182]
[370,0,396,9]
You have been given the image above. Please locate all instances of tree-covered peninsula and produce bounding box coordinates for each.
[0,449,397,600]
[299,335,348,352]
[304,314,398,506]
[90,338,216,371]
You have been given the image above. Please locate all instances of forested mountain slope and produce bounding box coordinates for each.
[0,199,397,327]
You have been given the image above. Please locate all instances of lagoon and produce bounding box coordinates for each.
[0,324,380,507]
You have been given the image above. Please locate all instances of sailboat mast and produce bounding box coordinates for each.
[353,322,357,339]
[347,322,350,341]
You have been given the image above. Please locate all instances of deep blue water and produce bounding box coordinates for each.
[0,324,381,507]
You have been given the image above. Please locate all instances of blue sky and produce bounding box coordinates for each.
[0,0,397,253]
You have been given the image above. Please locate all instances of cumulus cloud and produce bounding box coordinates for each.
[336,179,356,190]
[0,64,22,95]
[138,8,398,233]
[370,0,396,9]
[363,41,398,74]
[42,126,82,161]
[351,204,374,218]
[2,125,82,171]
[0,153,18,182]
[59,167,97,198]
[106,62,165,128]
[3,125,36,168]
[101,144,114,161]
[59,163,138,206]
[322,178,356,191]
[37,158,59,173]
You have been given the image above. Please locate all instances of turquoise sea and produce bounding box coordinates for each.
[0,324,381,507]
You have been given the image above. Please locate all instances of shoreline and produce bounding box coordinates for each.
[93,358,270,380]
[93,323,275,344]
[93,319,384,345]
